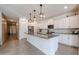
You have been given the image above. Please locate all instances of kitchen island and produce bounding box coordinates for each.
[26,33,59,55]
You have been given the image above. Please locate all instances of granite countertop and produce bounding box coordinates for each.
[54,33,79,35]
[26,32,79,39]
[26,30,79,39]
[27,33,59,39]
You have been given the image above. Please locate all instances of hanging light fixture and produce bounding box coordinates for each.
[28,4,46,22]
[75,7,79,16]
[39,4,45,18]
[28,13,32,23]
[33,9,36,21]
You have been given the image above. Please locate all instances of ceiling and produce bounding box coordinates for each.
[0,4,77,20]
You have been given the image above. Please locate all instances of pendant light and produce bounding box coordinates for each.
[28,13,32,23]
[33,10,36,21]
[75,7,78,16]
[39,4,45,18]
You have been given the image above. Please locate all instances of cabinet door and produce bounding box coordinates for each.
[59,35,70,45]
[54,18,70,28]
[69,35,79,47]
[54,19,65,28]
[59,34,79,47]
[54,15,79,28]
[69,15,79,28]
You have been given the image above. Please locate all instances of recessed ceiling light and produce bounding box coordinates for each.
[64,6,68,9]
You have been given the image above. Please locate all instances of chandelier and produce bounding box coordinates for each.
[28,4,45,23]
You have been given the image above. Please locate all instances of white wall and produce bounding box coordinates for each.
[19,18,28,40]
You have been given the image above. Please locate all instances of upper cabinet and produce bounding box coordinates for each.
[54,18,69,28]
[54,15,79,28]
[69,15,79,28]
[37,19,54,29]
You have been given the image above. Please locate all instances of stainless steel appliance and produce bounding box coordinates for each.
[28,26,34,34]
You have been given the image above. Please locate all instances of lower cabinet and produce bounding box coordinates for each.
[59,34,70,45]
[69,35,79,47]
[59,34,79,47]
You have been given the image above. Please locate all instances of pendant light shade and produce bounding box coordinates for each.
[33,10,36,21]
[28,13,32,23]
[39,4,45,18]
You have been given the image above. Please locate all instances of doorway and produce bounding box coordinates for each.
[8,21,19,40]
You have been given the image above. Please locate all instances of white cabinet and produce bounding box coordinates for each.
[37,19,54,29]
[54,19,62,28]
[69,35,79,47]
[54,18,70,28]
[54,15,79,28]
[69,15,79,28]
[59,34,70,45]
[27,34,59,55]
[59,34,79,47]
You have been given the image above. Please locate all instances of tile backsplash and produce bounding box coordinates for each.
[49,28,79,34]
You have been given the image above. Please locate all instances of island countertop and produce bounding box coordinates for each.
[26,32,79,39]
[27,33,59,39]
